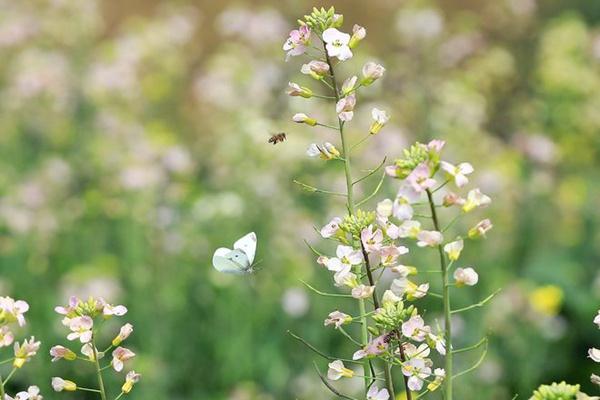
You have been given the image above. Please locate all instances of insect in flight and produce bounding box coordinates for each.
[268,132,287,145]
[212,232,257,275]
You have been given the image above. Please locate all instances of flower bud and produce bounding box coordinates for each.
[122,371,141,394]
[369,108,390,135]
[292,113,317,126]
[112,323,134,346]
[301,60,330,79]
[286,82,313,98]
[332,13,344,28]
[468,219,493,239]
[361,62,385,86]
[52,377,77,392]
[349,24,366,48]
[443,192,463,207]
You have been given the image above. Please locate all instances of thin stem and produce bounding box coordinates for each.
[451,289,501,314]
[287,331,361,364]
[115,393,125,400]
[3,368,16,385]
[314,362,360,400]
[300,279,354,298]
[293,179,347,197]
[0,373,5,400]
[397,341,413,400]
[427,188,453,400]
[338,327,363,346]
[0,359,13,366]
[356,172,386,207]
[78,387,102,393]
[315,122,340,130]
[92,335,108,400]
[350,134,371,152]
[352,157,387,186]
[452,339,489,380]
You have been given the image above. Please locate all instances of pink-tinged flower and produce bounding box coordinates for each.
[13,337,40,368]
[111,347,136,372]
[376,199,394,219]
[361,225,383,253]
[353,335,388,360]
[54,296,79,316]
[367,385,390,400]
[427,368,446,391]
[349,24,366,48]
[428,332,446,355]
[112,323,134,346]
[391,265,417,277]
[122,371,141,394]
[81,343,103,361]
[0,326,14,347]
[0,297,30,327]
[306,142,340,160]
[369,108,390,135]
[327,360,354,380]
[283,25,311,61]
[443,239,464,261]
[454,267,479,286]
[462,188,491,212]
[323,28,352,60]
[427,139,445,153]
[393,278,429,301]
[51,377,76,392]
[316,256,329,267]
[441,161,474,188]
[362,62,385,86]
[301,60,330,79]
[402,316,430,342]
[351,284,375,299]
[394,185,421,221]
[341,76,358,96]
[335,93,356,121]
[397,220,421,239]
[407,163,436,193]
[286,82,312,98]
[292,113,317,126]
[103,302,128,317]
[67,316,93,343]
[594,310,600,329]
[379,245,409,266]
[468,219,493,239]
[385,164,402,178]
[402,358,432,391]
[417,230,443,247]
[320,217,342,238]
[15,385,42,400]
[50,345,76,362]
[324,311,352,328]
[443,192,465,207]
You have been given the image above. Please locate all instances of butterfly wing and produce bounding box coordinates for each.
[233,232,257,264]
[212,248,251,274]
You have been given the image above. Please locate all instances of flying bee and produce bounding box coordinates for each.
[268,132,287,145]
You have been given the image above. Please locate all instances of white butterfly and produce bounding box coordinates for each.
[212,232,257,274]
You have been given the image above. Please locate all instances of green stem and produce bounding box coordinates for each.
[0,373,5,399]
[92,336,108,400]
[427,188,453,400]
[3,368,16,385]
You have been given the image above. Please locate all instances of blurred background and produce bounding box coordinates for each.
[0,0,599,399]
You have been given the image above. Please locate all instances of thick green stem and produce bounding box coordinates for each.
[92,336,108,400]
[427,188,453,399]
[0,374,5,399]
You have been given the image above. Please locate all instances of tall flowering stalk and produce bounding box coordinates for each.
[0,296,42,400]
[284,7,497,399]
[50,296,140,400]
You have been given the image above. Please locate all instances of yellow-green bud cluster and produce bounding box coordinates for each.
[298,7,341,34]
[372,303,416,331]
[340,209,375,237]
[391,143,431,179]
[530,382,584,400]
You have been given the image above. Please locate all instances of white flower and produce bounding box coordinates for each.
[301,60,329,78]
[594,310,600,329]
[0,297,29,327]
[14,386,42,400]
[402,358,432,391]
[370,108,390,134]
[381,290,402,307]
[403,343,430,359]
[454,267,479,286]
[51,378,76,392]
[362,62,385,85]
[341,76,358,96]
[66,316,93,343]
[396,220,421,239]
[392,277,429,300]
[103,303,128,317]
[462,188,491,212]
[417,230,443,247]
[376,199,394,218]
[589,348,600,362]
[322,28,353,60]
[0,326,14,347]
[428,332,446,355]
[111,347,136,372]
[336,94,356,121]
[292,113,317,126]
[367,385,389,400]
[324,311,351,328]
[441,161,474,188]
[320,217,342,238]
[394,185,421,221]
[326,245,363,272]
[443,239,464,261]
[306,142,340,160]
[327,360,354,380]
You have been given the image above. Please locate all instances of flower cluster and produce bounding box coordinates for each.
[0,296,42,400]
[50,296,140,397]
[283,7,495,400]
